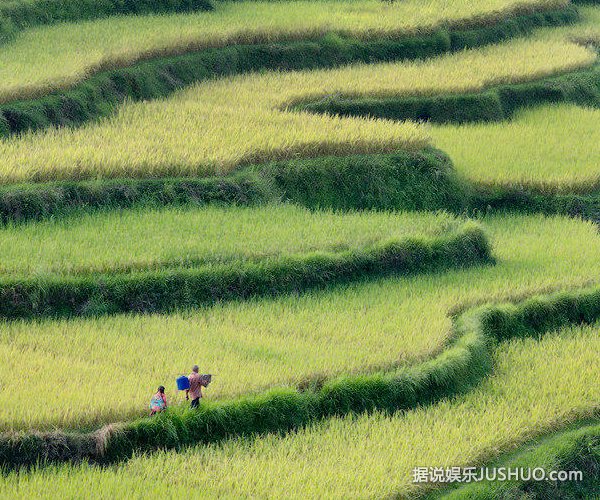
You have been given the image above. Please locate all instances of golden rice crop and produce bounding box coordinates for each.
[1,214,598,430]
[2,321,597,498]
[0,0,567,102]
[431,104,600,192]
[0,36,594,184]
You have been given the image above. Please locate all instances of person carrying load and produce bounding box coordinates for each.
[186,364,210,409]
[149,386,167,415]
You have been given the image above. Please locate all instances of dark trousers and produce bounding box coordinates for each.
[190,397,200,409]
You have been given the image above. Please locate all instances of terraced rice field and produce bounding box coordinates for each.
[0,214,597,430]
[0,0,569,101]
[2,320,596,497]
[0,35,595,183]
[431,104,600,191]
[0,0,598,498]
[0,205,457,275]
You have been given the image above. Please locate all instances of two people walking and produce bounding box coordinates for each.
[149,364,210,415]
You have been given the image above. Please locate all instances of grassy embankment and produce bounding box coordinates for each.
[0,204,489,324]
[432,420,600,498]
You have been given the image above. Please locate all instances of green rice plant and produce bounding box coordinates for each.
[0,35,593,184]
[1,314,597,496]
[0,0,596,491]
[0,204,460,276]
[0,0,569,102]
[0,214,597,431]
[431,104,600,193]
[0,220,490,319]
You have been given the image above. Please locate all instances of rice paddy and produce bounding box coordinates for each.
[0,205,457,275]
[431,104,600,192]
[1,320,596,497]
[0,35,594,184]
[1,0,599,495]
[0,0,567,102]
[1,214,598,430]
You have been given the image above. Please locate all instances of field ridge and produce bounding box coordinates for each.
[293,57,600,125]
[0,149,596,226]
[0,222,491,319]
[429,420,600,498]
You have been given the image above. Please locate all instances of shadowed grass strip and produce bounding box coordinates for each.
[1,285,598,470]
[0,222,491,319]
[0,5,579,137]
[0,149,470,224]
[471,185,600,222]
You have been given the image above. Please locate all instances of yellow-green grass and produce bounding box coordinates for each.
[1,214,599,430]
[0,205,457,276]
[2,321,597,498]
[557,5,600,44]
[0,0,567,103]
[574,5,600,44]
[431,104,600,193]
[0,36,594,185]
